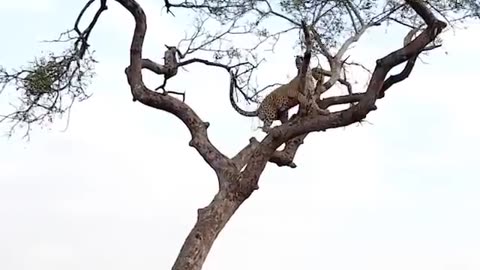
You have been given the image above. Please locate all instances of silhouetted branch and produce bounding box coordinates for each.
[73,0,108,58]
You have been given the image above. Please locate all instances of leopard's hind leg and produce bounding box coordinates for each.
[278,110,289,124]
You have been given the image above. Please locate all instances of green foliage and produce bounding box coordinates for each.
[0,48,96,137]
[23,57,63,95]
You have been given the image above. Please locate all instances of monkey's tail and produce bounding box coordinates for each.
[229,70,257,117]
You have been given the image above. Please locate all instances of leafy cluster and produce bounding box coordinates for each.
[0,48,95,137]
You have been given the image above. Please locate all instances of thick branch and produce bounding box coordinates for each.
[320,52,421,106]
[319,93,364,108]
[172,192,243,270]
[117,0,232,178]
[232,135,304,169]
[139,58,173,74]
[378,26,422,98]
[406,0,438,26]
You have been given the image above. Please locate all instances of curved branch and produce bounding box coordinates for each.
[116,0,231,177]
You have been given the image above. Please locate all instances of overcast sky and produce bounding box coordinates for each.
[1,1,480,270]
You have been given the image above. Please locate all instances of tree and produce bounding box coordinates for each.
[0,0,478,270]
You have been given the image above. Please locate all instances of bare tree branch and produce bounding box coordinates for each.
[323,23,372,90]
[117,0,235,181]
[319,92,365,108]
[310,27,334,66]
[257,0,300,26]
[345,0,365,27]
[73,0,108,58]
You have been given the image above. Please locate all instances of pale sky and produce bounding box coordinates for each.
[1,1,480,270]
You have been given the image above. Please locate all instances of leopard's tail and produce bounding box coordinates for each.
[229,70,257,117]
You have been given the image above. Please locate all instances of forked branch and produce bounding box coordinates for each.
[117,0,235,180]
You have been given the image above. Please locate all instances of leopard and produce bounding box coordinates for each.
[230,56,329,133]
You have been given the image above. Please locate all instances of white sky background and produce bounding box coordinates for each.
[1,0,480,269]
